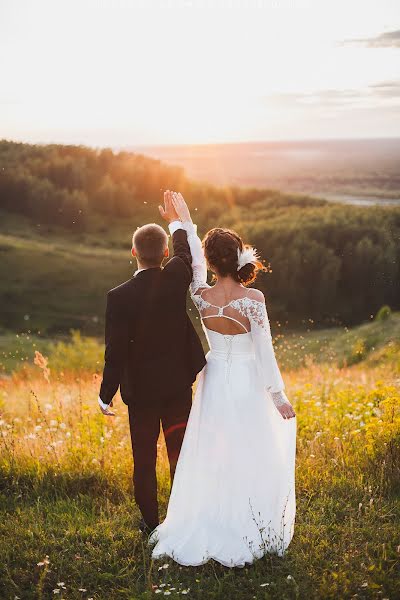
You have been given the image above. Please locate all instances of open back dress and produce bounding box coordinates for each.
[148,230,297,567]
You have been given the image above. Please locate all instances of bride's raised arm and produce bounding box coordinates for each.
[171,192,210,299]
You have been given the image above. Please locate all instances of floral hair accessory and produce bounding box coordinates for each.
[237,246,261,271]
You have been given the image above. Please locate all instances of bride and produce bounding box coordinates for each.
[148,193,297,567]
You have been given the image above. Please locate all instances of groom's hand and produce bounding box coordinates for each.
[99,399,115,417]
[159,190,180,223]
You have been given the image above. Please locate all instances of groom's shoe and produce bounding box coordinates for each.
[138,517,158,536]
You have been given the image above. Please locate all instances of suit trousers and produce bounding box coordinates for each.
[127,385,193,528]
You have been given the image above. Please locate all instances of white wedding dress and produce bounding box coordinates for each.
[148,230,297,567]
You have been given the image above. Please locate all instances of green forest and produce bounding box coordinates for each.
[0,139,399,335]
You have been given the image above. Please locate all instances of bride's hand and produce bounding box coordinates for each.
[171,192,192,223]
[271,391,296,419]
[277,402,296,420]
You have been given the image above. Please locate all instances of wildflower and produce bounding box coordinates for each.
[34,350,50,382]
[260,582,270,586]
[164,593,171,596]
[78,589,87,592]
[181,590,190,595]
[52,591,60,595]
[155,591,162,595]
[57,582,66,588]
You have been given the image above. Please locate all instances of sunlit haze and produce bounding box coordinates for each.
[1,0,399,146]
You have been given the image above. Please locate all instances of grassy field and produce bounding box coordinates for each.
[1,197,400,336]
[0,312,399,599]
[2,311,400,375]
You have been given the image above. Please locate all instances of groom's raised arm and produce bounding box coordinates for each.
[164,223,193,287]
[159,190,193,288]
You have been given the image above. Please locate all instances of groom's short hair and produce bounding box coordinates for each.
[132,223,168,266]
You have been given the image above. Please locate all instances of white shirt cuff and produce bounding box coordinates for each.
[168,220,183,235]
[98,396,110,410]
[168,220,197,236]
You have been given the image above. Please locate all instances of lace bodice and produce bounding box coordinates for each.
[185,225,291,410]
[191,290,272,336]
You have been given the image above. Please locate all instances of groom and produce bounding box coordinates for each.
[98,190,206,533]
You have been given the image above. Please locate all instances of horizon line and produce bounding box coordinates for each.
[2,134,400,152]
[127,135,400,150]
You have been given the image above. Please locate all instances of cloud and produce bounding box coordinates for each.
[264,80,400,110]
[341,29,400,48]
[369,80,400,98]
[265,89,363,107]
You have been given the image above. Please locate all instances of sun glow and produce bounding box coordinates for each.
[1,0,399,145]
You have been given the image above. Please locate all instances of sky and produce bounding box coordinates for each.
[1,0,399,147]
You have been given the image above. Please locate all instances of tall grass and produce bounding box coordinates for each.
[0,346,399,599]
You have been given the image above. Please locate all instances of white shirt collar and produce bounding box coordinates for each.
[134,266,163,277]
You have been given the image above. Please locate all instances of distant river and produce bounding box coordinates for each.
[309,193,400,207]
[128,138,400,208]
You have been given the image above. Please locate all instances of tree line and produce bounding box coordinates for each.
[0,139,399,328]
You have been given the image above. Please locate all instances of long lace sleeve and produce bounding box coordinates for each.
[247,298,291,409]
[181,221,210,300]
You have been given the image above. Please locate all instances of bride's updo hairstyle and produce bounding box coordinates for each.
[203,227,266,286]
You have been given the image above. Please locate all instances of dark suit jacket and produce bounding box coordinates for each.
[99,228,206,406]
